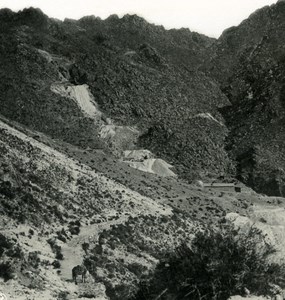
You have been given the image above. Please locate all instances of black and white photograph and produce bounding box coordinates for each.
[0,0,285,299]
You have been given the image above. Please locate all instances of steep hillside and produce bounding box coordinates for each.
[0,7,233,182]
[0,117,169,299]
[77,13,214,71]
[202,1,283,84]
[0,118,260,299]
[203,0,285,195]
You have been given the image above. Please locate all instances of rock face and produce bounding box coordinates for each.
[226,203,285,262]
[127,158,177,177]
[99,124,139,153]
[123,149,154,162]
[50,83,102,120]
[202,0,285,195]
[122,150,176,176]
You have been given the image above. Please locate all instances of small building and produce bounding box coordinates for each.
[204,183,242,193]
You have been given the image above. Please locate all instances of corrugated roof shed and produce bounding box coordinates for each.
[204,183,237,187]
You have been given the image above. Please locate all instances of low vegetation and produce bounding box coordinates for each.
[132,222,285,300]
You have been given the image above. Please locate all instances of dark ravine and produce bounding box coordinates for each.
[207,0,285,196]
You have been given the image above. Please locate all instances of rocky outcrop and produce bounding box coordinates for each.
[226,202,285,262]
[123,149,154,162]
[99,124,139,153]
[127,158,177,177]
[201,0,285,195]
[122,150,176,177]
[51,83,102,120]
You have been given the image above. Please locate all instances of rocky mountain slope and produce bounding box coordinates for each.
[1,2,285,193]
[0,117,171,299]
[2,1,285,299]
[0,7,233,182]
[202,0,285,195]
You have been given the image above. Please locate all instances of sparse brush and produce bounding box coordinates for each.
[47,239,64,260]
[28,251,41,269]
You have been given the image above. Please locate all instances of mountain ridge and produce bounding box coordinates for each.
[2,3,285,192]
[0,6,234,182]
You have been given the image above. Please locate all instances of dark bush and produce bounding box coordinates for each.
[21,192,40,209]
[133,223,285,300]
[56,231,67,243]
[52,260,61,269]
[93,32,109,44]
[82,242,89,254]
[55,246,64,260]
[0,181,15,199]
[69,225,80,235]
[28,251,41,268]
[0,234,23,259]
[127,263,147,278]
[57,291,69,300]
[47,239,64,260]
[0,261,14,281]
[0,233,13,257]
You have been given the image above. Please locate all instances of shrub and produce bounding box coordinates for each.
[57,291,69,300]
[0,234,13,257]
[47,239,64,260]
[0,234,23,259]
[82,242,89,254]
[52,260,61,269]
[0,181,15,199]
[56,230,67,243]
[93,32,109,44]
[68,220,81,235]
[0,261,14,281]
[133,222,285,300]
[127,263,147,278]
[69,226,80,235]
[28,251,41,268]
[55,247,64,260]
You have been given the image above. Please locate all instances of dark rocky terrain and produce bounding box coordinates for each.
[1,1,285,299]
[204,0,285,196]
[2,3,285,194]
[0,7,233,182]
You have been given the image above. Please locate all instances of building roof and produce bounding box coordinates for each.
[204,183,239,187]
